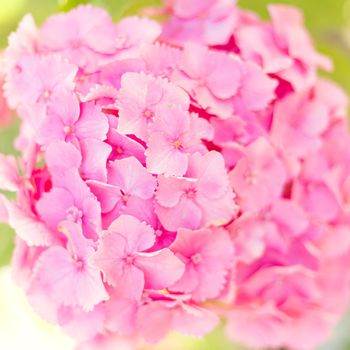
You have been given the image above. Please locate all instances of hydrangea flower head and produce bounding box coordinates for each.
[1,2,350,350]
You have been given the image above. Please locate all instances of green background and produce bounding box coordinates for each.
[1,0,350,348]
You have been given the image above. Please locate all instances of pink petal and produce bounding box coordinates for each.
[146,132,188,176]
[189,151,229,200]
[135,249,185,289]
[156,176,189,208]
[108,157,156,199]
[31,246,108,311]
[7,201,54,246]
[90,232,127,286]
[36,187,74,229]
[105,296,137,335]
[173,304,219,337]
[0,154,20,191]
[45,141,82,181]
[156,196,202,231]
[136,302,173,344]
[80,138,112,182]
[108,215,155,253]
[75,103,109,141]
[87,180,121,213]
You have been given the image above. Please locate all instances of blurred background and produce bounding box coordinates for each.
[1,0,350,349]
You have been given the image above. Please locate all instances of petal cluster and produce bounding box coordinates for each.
[1,2,350,350]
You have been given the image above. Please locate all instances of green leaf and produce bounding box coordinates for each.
[0,224,15,268]
[0,118,19,156]
[58,0,89,11]
[90,0,161,20]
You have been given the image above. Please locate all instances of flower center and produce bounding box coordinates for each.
[120,190,129,203]
[143,109,154,121]
[124,255,135,265]
[40,89,52,102]
[173,139,183,150]
[75,258,85,271]
[66,206,83,224]
[244,170,257,185]
[115,146,124,155]
[63,125,74,135]
[191,253,202,265]
[185,187,197,199]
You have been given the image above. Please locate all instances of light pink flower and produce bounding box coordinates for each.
[229,137,287,212]
[1,190,56,247]
[117,72,189,141]
[170,227,234,301]
[4,55,77,116]
[39,5,119,72]
[136,294,219,343]
[45,140,111,183]
[37,91,109,146]
[141,43,180,78]
[88,156,156,228]
[58,304,106,342]
[172,43,276,118]
[29,221,108,311]
[156,151,237,231]
[91,215,185,299]
[2,2,350,349]
[235,5,332,90]
[162,0,237,46]
[36,168,101,240]
[3,14,38,90]
[106,122,146,164]
[113,16,161,58]
[271,79,346,161]
[146,106,213,176]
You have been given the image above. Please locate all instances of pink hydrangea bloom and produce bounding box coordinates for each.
[162,0,237,46]
[36,168,101,240]
[37,91,109,147]
[91,215,184,298]
[5,55,77,118]
[117,72,189,140]
[136,294,219,343]
[172,43,276,118]
[2,2,350,350]
[29,221,108,311]
[169,227,234,301]
[155,151,237,231]
[234,5,332,90]
[146,106,213,176]
[229,137,288,212]
[88,156,156,227]
[38,5,119,71]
